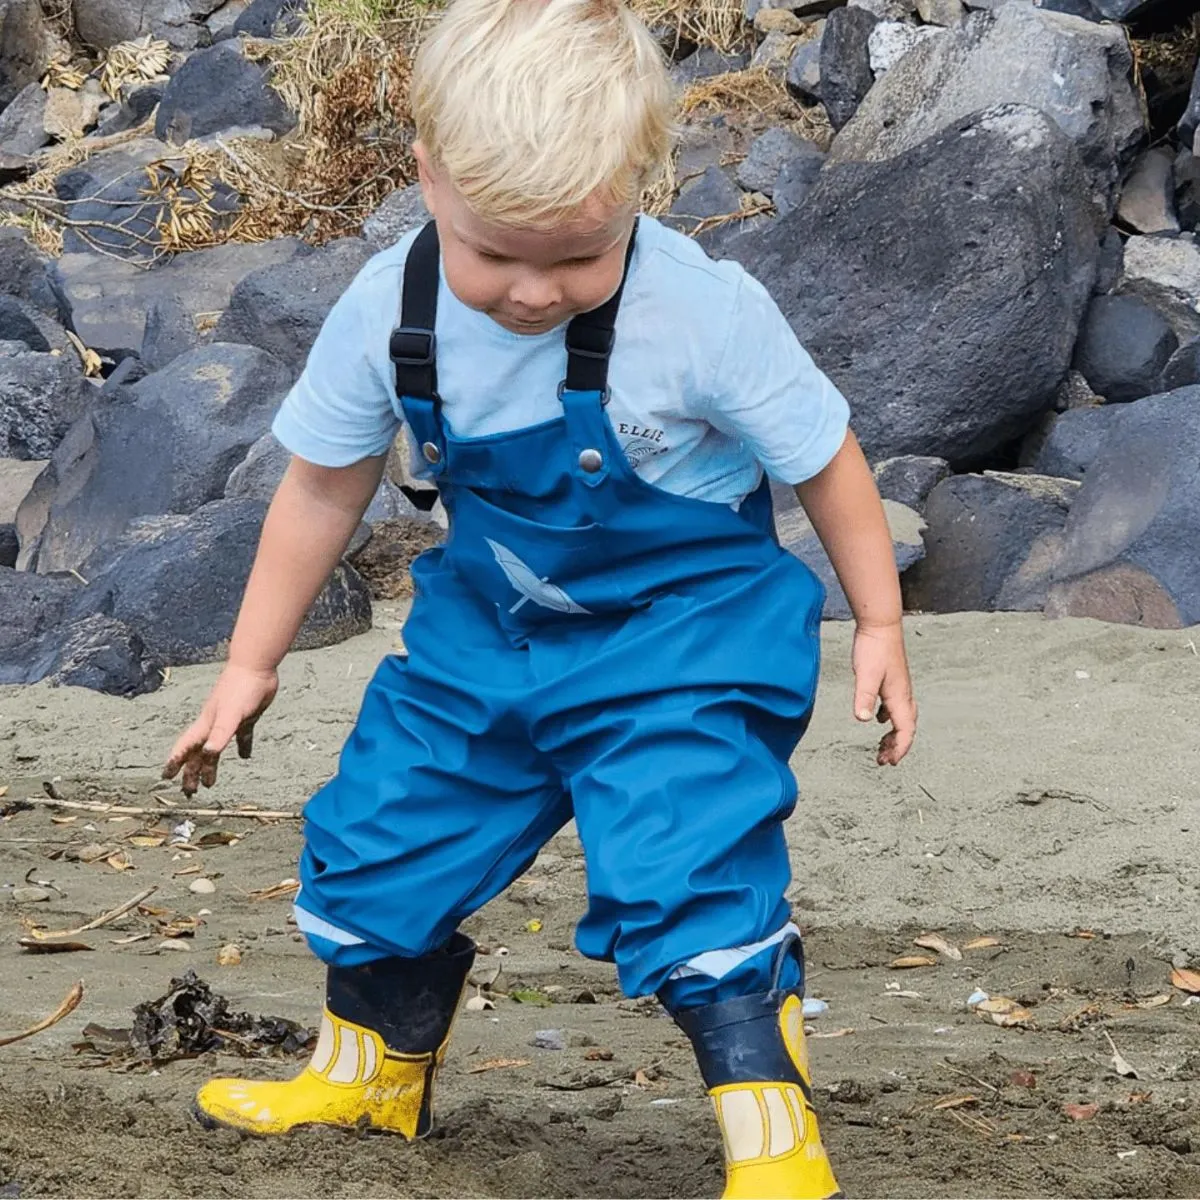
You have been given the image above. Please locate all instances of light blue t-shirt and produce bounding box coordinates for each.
[273,216,849,506]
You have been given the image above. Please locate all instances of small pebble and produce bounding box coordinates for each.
[11,887,51,904]
[967,989,989,1008]
[189,878,216,895]
[217,943,243,966]
[157,939,192,952]
[532,1029,567,1051]
[802,998,829,1018]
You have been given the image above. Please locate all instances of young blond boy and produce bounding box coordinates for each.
[165,0,916,1195]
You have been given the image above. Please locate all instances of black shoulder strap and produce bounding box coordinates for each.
[563,218,639,394]
[389,220,441,402]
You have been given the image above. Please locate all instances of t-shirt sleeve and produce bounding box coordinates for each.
[271,259,401,467]
[701,270,850,485]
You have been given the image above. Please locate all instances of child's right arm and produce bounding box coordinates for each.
[162,453,386,796]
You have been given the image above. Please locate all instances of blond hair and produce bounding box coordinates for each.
[411,0,674,227]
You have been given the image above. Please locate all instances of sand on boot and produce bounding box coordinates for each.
[1,607,1198,1198]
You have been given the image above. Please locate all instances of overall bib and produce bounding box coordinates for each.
[297,222,827,1008]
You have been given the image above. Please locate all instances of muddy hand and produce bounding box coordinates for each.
[162,665,278,796]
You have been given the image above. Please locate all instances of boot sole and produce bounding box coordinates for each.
[190,1101,415,1139]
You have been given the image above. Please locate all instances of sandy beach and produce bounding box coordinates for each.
[1,607,1198,1198]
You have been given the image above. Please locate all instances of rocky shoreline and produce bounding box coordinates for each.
[1,0,1199,695]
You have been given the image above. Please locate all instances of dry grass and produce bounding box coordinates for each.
[630,0,746,55]
[681,66,832,147]
[1132,13,1200,76]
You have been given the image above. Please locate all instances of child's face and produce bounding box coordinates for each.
[415,143,635,337]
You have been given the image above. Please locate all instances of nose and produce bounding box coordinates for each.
[508,267,561,313]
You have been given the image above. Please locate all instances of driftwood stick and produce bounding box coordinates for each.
[23,886,160,942]
[16,796,301,820]
[0,981,84,1047]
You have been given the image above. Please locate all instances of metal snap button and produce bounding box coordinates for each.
[422,441,441,465]
[578,448,603,473]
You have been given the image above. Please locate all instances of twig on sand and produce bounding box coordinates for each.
[940,1061,1000,1094]
[16,796,301,820]
[0,981,84,1047]
[22,886,158,942]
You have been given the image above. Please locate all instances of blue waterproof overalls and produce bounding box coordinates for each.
[296,222,826,1011]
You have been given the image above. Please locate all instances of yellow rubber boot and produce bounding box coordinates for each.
[675,948,842,1199]
[194,932,474,1137]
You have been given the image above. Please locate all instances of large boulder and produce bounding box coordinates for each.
[1046,388,1200,628]
[361,184,429,250]
[1116,147,1179,236]
[1021,403,1125,481]
[828,4,1144,211]
[819,6,878,131]
[51,237,307,360]
[903,471,1080,613]
[0,228,59,316]
[0,81,49,157]
[732,105,1100,464]
[0,0,50,110]
[1162,335,1200,391]
[18,613,164,695]
[1072,293,1177,404]
[214,238,374,373]
[1119,236,1200,342]
[868,21,944,74]
[68,498,373,665]
[0,456,43,566]
[0,566,76,671]
[73,0,207,50]
[54,139,241,260]
[777,500,926,620]
[17,343,291,574]
[155,42,296,145]
[0,350,90,460]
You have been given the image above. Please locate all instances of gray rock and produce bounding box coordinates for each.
[224,429,290,500]
[155,42,296,146]
[915,0,965,23]
[820,6,878,130]
[361,183,429,249]
[0,456,43,527]
[778,499,925,619]
[207,0,248,38]
[668,165,742,231]
[532,1029,567,1051]
[0,226,57,318]
[1053,368,1103,411]
[141,293,206,372]
[1119,235,1200,341]
[0,351,89,460]
[786,31,823,104]
[828,5,1144,213]
[0,566,75,666]
[0,0,49,110]
[232,0,305,37]
[646,17,698,62]
[28,613,163,695]
[0,525,15,567]
[73,0,205,49]
[867,21,944,74]
[51,237,307,360]
[903,471,1080,613]
[1175,150,1200,232]
[69,498,372,665]
[736,127,812,196]
[753,7,806,35]
[1117,148,1179,236]
[1034,0,1098,18]
[871,455,949,512]
[1046,388,1200,628]
[54,138,242,260]
[11,886,50,902]
[0,81,48,157]
[1180,62,1200,154]
[1161,335,1200,391]
[848,0,916,18]
[1021,403,1122,480]
[1085,0,1166,17]
[0,295,50,351]
[1093,226,1123,295]
[214,237,373,374]
[751,30,798,76]
[675,119,738,182]
[1073,293,1177,404]
[670,47,750,89]
[732,106,1099,463]
[0,147,34,183]
[18,343,291,574]
[772,142,825,215]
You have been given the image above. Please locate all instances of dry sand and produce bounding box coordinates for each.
[1,607,1198,1198]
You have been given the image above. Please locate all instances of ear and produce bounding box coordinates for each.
[413,140,439,218]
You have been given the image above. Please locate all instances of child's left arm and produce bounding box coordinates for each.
[795,430,917,766]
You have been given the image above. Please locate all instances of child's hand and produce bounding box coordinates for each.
[162,664,279,796]
[851,621,916,766]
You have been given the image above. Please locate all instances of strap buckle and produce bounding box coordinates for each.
[389,326,437,365]
[565,325,615,361]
